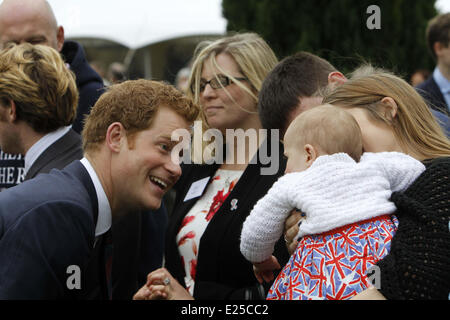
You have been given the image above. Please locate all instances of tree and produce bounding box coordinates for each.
[222,0,438,77]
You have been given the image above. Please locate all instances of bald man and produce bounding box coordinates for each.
[0,0,64,50]
[0,0,104,190]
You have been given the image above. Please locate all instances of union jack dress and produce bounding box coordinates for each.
[267,214,398,300]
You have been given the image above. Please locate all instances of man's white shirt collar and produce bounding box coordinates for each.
[24,126,72,176]
[434,67,450,94]
[80,157,112,237]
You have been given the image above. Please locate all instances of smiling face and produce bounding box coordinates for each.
[199,52,258,132]
[113,106,190,211]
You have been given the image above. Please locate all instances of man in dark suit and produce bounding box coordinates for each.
[0,43,81,180]
[0,79,199,299]
[0,0,104,189]
[416,13,450,117]
[24,129,83,180]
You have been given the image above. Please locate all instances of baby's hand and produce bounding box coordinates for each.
[253,255,281,284]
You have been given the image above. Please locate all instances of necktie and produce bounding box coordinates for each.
[103,230,113,300]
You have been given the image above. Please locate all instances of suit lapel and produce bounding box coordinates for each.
[168,163,220,238]
[25,129,81,180]
[199,138,285,257]
[430,77,447,105]
[198,160,263,250]
[55,160,106,299]
[64,161,99,226]
[420,77,450,116]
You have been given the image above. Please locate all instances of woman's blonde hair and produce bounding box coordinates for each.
[0,43,78,133]
[323,65,450,159]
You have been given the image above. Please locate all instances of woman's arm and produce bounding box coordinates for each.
[376,158,450,300]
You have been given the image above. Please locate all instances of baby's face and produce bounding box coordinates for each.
[283,136,309,174]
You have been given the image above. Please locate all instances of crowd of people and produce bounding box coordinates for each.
[0,0,449,301]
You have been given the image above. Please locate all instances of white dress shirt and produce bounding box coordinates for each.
[80,157,112,237]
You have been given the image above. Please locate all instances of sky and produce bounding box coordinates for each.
[437,0,450,12]
[46,0,227,48]
[0,0,449,48]
[0,0,449,12]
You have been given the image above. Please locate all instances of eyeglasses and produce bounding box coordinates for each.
[193,74,248,93]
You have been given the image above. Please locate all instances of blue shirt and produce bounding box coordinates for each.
[433,67,450,113]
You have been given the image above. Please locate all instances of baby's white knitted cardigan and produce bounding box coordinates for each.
[240,152,426,263]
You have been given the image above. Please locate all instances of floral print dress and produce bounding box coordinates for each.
[176,169,242,295]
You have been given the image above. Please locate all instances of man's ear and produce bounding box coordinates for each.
[433,41,445,58]
[304,144,318,168]
[56,26,65,52]
[327,71,347,87]
[105,122,126,153]
[5,99,17,122]
[380,97,398,120]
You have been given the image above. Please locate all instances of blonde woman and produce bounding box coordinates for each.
[134,33,289,300]
[286,67,450,300]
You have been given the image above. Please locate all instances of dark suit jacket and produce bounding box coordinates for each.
[0,161,105,299]
[20,129,166,299]
[111,204,168,299]
[416,76,450,116]
[165,139,289,300]
[25,129,83,180]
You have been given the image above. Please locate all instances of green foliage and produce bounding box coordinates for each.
[222,0,438,77]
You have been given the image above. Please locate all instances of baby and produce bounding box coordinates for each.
[240,104,425,300]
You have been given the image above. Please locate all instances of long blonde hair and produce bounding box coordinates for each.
[323,66,450,159]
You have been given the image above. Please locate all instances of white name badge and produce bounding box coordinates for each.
[183,177,210,202]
